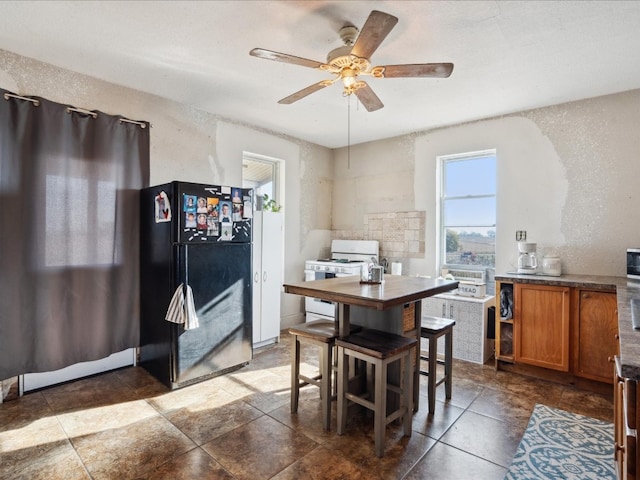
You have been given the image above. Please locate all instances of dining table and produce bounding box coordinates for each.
[283,274,459,411]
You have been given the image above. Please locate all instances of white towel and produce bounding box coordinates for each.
[184,285,199,330]
[165,284,200,330]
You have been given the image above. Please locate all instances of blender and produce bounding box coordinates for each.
[517,242,538,274]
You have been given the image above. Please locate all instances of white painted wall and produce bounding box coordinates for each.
[333,89,640,278]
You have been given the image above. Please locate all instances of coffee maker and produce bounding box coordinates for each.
[517,242,538,274]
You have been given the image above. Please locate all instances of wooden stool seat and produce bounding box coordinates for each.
[336,328,417,458]
[288,320,360,430]
[419,315,455,415]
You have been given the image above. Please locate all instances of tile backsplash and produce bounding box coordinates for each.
[333,211,425,259]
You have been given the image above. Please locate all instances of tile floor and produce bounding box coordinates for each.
[0,332,613,480]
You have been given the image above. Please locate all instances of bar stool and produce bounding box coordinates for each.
[289,320,360,430]
[419,316,455,415]
[336,328,417,458]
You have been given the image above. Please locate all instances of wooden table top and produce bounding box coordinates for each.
[283,275,459,311]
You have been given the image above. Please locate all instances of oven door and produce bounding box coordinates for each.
[304,270,353,320]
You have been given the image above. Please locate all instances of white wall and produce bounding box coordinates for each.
[0,48,334,329]
[334,89,640,278]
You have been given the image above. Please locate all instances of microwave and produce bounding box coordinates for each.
[628,249,640,279]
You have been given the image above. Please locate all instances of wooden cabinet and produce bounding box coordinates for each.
[615,357,638,480]
[496,278,619,386]
[252,211,283,346]
[573,290,619,383]
[514,283,570,372]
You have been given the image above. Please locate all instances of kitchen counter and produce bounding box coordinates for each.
[496,272,640,381]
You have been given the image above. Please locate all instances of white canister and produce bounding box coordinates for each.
[542,255,562,276]
[391,262,402,276]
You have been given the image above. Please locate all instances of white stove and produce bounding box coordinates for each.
[304,259,366,275]
[304,240,379,322]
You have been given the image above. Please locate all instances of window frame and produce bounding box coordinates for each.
[437,149,497,271]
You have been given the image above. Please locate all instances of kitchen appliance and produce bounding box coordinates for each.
[304,239,379,322]
[517,242,538,274]
[139,181,253,389]
[628,248,640,280]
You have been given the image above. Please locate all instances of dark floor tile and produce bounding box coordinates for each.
[138,447,236,480]
[439,410,525,468]
[557,386,614,422]
[164,396,264,445]
[267,388,338,444]
[404,441,507,480]
[0,391,53,429]
[0,413,89,480]
[467,384,551,428]
[411,398,465,440]
[430,375,486,410]
[41,371,139,414]
[202,414,318,480]
[71,414,196,480]
[271,445,372,480]
[321,414,437,479]
[114,366,170,398]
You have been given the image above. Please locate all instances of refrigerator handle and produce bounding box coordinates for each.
[263,271,267,283]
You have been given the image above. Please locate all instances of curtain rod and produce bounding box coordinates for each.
[3,92,40,106]
[119,117,147,129]
[4,91,148,128]
[66,106,97,118]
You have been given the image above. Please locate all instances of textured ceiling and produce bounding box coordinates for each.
[1,1,639,148]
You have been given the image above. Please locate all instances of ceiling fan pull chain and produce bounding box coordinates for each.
[347,95,351,169]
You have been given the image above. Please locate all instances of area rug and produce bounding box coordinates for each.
[504,404,616,480]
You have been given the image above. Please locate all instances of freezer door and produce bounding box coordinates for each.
[172,243,252,385]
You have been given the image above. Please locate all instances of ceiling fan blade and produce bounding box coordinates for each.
[250,48,324,69]
[278,82,329,104]
[351,10,398,59]
[377,63,454,78]
[354,83,384,112]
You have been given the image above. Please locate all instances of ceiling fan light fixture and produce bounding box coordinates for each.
[341,68,357,87]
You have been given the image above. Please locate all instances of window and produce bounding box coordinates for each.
[242,153,281,209]
[438,150,496,269]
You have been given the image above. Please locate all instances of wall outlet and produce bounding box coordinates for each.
[515,230,527,241]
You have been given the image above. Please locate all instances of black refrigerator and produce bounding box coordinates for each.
[139,181,253,389]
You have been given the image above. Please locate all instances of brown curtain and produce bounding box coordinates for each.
[0,89,150,379]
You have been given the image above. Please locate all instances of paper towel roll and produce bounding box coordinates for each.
[391,262,402,276]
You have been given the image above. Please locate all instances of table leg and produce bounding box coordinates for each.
[413,300,422,411]
[336,303,351,338]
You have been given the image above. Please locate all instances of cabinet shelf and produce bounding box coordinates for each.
[499,318,514,325]
[497,354,514,363]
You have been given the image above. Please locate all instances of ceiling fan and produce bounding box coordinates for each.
[249,10,453,112]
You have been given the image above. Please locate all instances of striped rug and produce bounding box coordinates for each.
[504,404,616,480]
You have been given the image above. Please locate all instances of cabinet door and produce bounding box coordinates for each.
[449,298,487,364]
[260,211,283,341]
[251,212,263,344]
[514,284,570,371]
[574,290,618,383]
[422,296,448,318]
[251,211,283,344]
